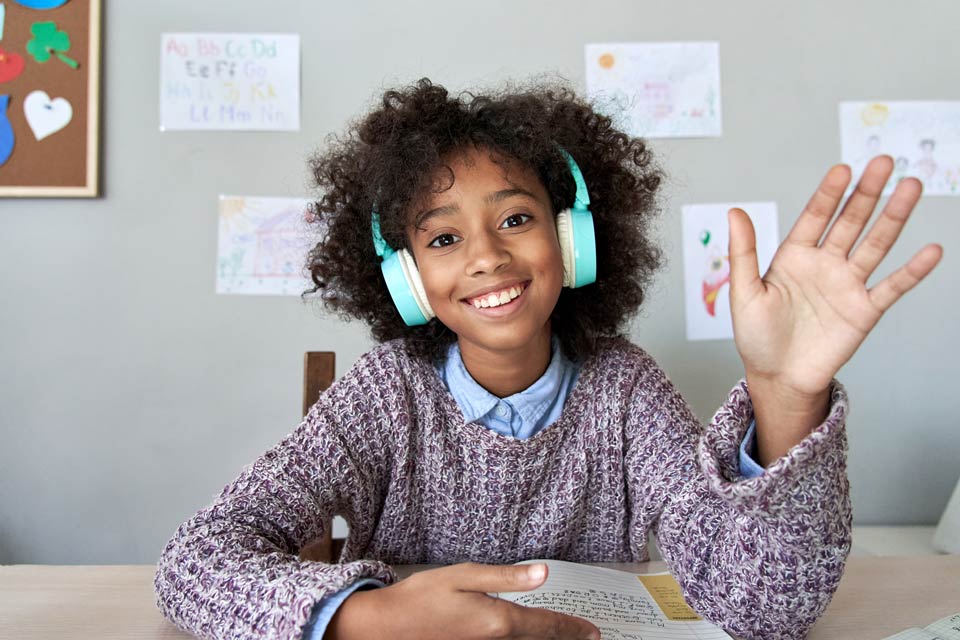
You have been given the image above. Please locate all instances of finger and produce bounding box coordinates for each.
[849,177,923,281]
[496,600,601,640]
[821,155,893,257]
[446,562,548,594]
[727,208,764,301]
[868,244,943,312]
[785,164,851,247]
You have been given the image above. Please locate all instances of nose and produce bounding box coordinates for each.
[465,228,511,276]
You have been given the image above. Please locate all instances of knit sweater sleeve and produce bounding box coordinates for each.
[625,354,851,640]
[153,346,402,640]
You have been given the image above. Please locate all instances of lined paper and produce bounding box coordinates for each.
[884,612,960,640]
[497,560,731,640]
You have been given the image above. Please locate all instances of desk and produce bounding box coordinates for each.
[2,556,958,639]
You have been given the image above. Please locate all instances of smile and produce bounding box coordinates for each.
[464,282,527,309]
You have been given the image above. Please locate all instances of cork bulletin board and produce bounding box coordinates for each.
[0,0,101,197]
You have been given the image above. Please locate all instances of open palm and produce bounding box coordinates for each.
[729,156,943,398]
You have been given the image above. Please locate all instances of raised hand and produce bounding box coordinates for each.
[726,156,942,463]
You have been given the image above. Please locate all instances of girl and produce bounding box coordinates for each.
[155,79,942,640]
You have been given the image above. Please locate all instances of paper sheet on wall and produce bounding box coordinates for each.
[682,202,779,341]
[216,196,317,296]
[585,42,722,138]
[840,101,960,196]
[160,33,300,131]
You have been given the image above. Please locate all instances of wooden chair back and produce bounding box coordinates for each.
[298,352,346,563]
[302,351,336,417]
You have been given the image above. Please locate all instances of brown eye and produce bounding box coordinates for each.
[428,233,460,248]
[500,213,531,229]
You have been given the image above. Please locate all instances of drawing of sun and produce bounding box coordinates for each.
[220,196,247,220]
[860,103,889,127]
[598,53,615,69]
[219,196,256,235]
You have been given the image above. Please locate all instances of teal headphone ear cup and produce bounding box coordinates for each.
[556,207,597,288]
[379,249,435,326]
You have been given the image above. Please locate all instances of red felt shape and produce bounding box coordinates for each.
[0,48,26,84]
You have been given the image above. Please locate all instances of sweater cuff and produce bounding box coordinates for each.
[284,560,396,638]
[697,378,849,516]
[302,578,386,640]
[155,557,397,639]
[737,420,765,479]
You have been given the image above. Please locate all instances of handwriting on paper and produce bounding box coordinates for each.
[511,588,666,627]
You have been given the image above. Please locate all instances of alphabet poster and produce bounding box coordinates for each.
[160,33,301,131]
[0,0,101,197]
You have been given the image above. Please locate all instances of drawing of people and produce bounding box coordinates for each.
[892,156,910,184]
[852,134,882,173]
[915,138,938,181]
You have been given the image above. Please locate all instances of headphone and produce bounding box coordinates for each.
[371,148,597,326]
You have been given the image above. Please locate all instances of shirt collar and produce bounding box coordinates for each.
[439,336,571,426]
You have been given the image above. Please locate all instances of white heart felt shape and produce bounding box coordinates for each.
[24,90,73,141]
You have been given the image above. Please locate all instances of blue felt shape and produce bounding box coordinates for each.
[13,0,69,8]
[0,95,14,167]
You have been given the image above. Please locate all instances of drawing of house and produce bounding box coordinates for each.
[251,204,309,278]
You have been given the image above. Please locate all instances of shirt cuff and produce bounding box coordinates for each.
[302,578,386,640]
[738,419,765,479]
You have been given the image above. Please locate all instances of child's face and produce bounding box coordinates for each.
[406,147,564,357]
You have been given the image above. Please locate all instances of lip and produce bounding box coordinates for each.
[460,280,530,317]
[460,279,530,303]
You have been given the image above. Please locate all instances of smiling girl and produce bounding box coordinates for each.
[154,79,942,640]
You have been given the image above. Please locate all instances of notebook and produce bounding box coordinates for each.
[493,559,731,640]
[884,613,960,640]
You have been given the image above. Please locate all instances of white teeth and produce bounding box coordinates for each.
[469,283,525,309]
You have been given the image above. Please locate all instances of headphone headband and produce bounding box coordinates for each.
[371,211,394,259]
[371,148,588,257]
[557,148,591,210]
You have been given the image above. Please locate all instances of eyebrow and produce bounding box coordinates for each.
[413,187,541,230]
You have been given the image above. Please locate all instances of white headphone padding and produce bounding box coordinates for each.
[556,209,575,288]
[397,248,435,320]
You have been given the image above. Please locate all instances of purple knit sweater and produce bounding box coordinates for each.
[154,337,852,640]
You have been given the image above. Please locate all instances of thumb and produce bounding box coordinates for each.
[727,208,764,301]
[447,562,548,594]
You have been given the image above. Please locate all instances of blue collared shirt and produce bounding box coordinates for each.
[303,338,765,639]
[437,336,580,439]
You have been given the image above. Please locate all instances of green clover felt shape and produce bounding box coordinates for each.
[27,21,78,69]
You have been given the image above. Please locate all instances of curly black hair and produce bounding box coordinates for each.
[305,78,664,364]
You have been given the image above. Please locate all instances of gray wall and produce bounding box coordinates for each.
[1,1,957,564]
